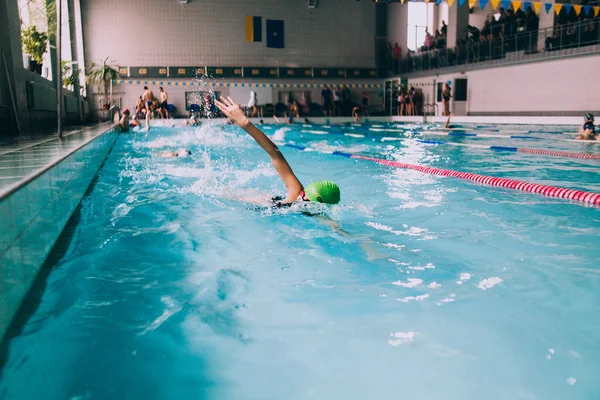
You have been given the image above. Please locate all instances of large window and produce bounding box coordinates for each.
[407,2,436,51]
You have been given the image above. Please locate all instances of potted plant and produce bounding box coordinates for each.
[86,57,118,110]
[61,60,79,89]
[21,25,48,74]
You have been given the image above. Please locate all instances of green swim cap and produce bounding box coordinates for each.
[304,180,341,204]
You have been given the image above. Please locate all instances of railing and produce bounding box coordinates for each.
[393,18,600,75]
[423,103,438,122]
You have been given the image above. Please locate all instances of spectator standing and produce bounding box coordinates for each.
[321,85,333,117]
[248,90,258,117]
[333,88,342,116]
[158,87,169,119]
[398,92,405,116]
[361,92,370,117]
[442,83,452,116]
[441,21,447,37]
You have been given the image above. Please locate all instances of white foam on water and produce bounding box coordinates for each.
[477,277,503,290]
[428,282,442,289]
[392,278,423,288]
[384,243,405,250]
[345,133,365,138]
[457,273,471,283]
[415,294,429,301]
[567,377,576,386]
[271,127,290,141]
[388,331,416,346]
[138,296,182,336]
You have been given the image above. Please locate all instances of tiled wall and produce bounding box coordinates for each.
[0,127,119,338]
[81,0,376,68]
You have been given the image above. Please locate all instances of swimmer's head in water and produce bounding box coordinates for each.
[304,180,341,204]
[177,148,192,157]
[585,113,594,122]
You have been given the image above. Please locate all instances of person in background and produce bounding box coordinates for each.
[333,88,342,117]
[576,113,598,141]
[352,105,361,123]
[321,85,333,117]
[398,91,405,116]
[187,114,199,126]
[441,21,447,37]
[289,101,300,118]
[158,87,169,119]
[130,114,140,128]
[442,83,452,116]
[444,113,461,129]
[135,96,144,116]
[248,90,258,118]
[142,86,154,129]
[361,92,369,117]
[405,90,413,116]
[119,109,130,132]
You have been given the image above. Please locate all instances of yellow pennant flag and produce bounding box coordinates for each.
[573,5,582,15]
[468,0,477,8]
[532,2,541,14]
[447,0,455,7]
[512,0,521,11]
[595,6,600,17]
[554,3,562,15]
[424,0,430,3]
[491,0,501,11]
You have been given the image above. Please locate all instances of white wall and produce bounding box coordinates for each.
[81,0,376,68]
[408,54,600,115]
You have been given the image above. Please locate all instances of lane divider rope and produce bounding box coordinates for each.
[282,143,600,206]
[416,140,600,160]
[424,131,600,144]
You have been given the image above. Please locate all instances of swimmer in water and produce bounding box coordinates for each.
[142,86,154,130]
[119,109,130,132]
[576,113,598,141]
[215,96,340,206]
[187,114,199,126]
[159,148,192,158]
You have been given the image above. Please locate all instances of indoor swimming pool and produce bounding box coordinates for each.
[1,121,599,400]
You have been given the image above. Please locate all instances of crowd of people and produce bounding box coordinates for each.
[391,6,600,74]
[396,86,425,116]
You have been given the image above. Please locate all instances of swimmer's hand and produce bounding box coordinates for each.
[215,97,249,128]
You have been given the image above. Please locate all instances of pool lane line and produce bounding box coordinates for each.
[423,131,599,144]
[416,140,600,160]
[281,143,600,206]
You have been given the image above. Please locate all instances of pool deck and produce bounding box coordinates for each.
[0,124,112,199]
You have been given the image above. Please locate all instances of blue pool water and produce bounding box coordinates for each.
[1,122,599,399]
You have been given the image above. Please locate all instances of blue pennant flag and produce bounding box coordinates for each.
[436,0,442,5]
[583,5,591,15]
[480,0,489,10]
[562,3,572,14]
[501,0,510,10]
[459,0,466,6]
[523,1,531,11]
[544,3,553,13]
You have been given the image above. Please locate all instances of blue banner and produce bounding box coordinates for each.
[544,3,553,13]
[266,20,284,49]
[562,3,572,14]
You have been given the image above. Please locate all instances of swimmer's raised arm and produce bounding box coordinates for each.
[215,97,304,203]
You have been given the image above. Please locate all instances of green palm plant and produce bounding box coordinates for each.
[86,57,118,108]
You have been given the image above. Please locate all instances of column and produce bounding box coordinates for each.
[375,1,388,78]
[537,1,555,51]
[0,0,29,134]
[446,1,470,49]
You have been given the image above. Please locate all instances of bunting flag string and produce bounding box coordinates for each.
[378,0,596,17]
[553,3,562,15]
